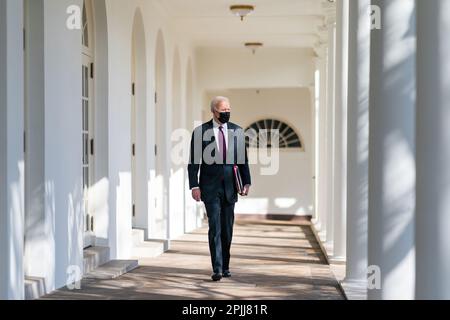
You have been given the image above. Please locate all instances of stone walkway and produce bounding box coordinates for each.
[42,221,345,300]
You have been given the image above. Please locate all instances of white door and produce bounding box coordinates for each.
[82,54,95,248]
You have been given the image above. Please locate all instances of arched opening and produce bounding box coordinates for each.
[172,49,183,132]
[80,0,110,249]
[154,30,168,239]
[185,59,194,131]
[131,9,148,233]
[90,0,109,248]
[169,49,185,238]
[81,0,95,248]
[184,58,197,232]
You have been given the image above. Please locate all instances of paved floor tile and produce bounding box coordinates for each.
[42,221,345,300]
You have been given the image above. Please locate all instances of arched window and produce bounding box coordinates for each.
[82,1,89,47]
[245,119,303,149]
[82,0,94,54]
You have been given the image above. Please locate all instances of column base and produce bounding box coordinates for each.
[311,218,322,232]
[323,240,334,260]
[318,230,327,242]
[329,255,346,265]
[340,279,367,300]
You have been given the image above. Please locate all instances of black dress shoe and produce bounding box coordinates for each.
[223,271,232,278]
[211,273,222,282]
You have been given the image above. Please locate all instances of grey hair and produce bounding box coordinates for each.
[210,96,230,112]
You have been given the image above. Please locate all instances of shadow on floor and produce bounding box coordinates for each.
[42,222,345,300]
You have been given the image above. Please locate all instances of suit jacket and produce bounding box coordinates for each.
[188,120,252,204]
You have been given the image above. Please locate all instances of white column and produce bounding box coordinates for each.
[311,63,318,226]
[416,0,450,300]
[313,52,328,234]
[316,51,328,240]
[23,0,49,291]
[311,75,318,224]
[43,0,84,290]
[107,0,133,258]
[332,0,349,261]
[344,0,370,284]
[325,19,336,246]
[0,0,25,300]
[368,0,416,300]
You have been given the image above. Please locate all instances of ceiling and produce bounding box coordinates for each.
[156,0,335,49]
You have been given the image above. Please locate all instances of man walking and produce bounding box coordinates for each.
[188,96,252,282]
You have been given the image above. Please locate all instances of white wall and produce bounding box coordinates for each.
[198,46,316,218]
[206,88,314,217]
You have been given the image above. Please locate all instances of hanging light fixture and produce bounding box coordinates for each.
[245,42,263,55]
[230,5,255,21]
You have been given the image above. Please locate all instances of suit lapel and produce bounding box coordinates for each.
[227,123,236,164]
[206,119,214,131]
[205,120,220,154]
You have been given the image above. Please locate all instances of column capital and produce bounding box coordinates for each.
[316,0,336,45]
[321,0,336,11]
[313,41,328,59]
[321,0,337,26]
[317,23,329,41]
[326,16,336,27]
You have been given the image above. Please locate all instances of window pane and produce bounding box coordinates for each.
[245,119,302,149]
[82,101,86,131]
[83,167,89,189]
[85,67,89,97]
[82,66,85,97]
[83,133,89,164]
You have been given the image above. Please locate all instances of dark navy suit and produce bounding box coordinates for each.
[188,120,251,274]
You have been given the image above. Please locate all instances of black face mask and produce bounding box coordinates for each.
[218,112,231,124]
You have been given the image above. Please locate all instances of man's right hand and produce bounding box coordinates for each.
[192,188,201,202]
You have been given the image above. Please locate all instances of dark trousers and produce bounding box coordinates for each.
[204,184,235,274]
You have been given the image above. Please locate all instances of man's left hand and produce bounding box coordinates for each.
[242,185,251,196]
